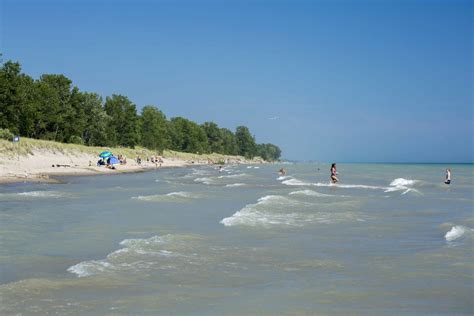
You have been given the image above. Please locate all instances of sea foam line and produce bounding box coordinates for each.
[0,191,68,200]
[220,195,312,227]
[280,176,420,194]
[68,235,176,277]
[225,183,246,188]
[289,190,333,197]
[132,191,198,201]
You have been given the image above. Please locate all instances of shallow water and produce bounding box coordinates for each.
[0,163,473,315]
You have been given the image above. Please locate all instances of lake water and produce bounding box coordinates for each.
[0,163,473,315]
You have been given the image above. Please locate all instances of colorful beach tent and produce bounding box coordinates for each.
[99,151,112,158]
[107,156,120,165]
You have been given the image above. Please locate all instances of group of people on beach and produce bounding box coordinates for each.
[278,163,452,185]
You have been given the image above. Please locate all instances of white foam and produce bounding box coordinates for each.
[281,177,419,195]
[218,173,247,179]
[17,191,65,198]
[322,183,383,190]
[389,178,417,187]
[166,191,193,198]
[445,226,467,242]
[68,235,177,277]
[0,190,70,201]
[120,235,171,247]
[225,183,246,188]
[132,192,198,202]
[384,178,420,195]
[67,260,112,277]
[289,190,333,197]
[281,178,312,186]
[220,195,308,227]
[194,177,214,185]
[277,175,291,181]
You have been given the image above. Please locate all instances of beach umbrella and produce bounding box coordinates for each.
[107,156,120,165]
[99,151,112,158]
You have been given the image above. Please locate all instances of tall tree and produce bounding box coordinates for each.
[0,60,29,135]
[140,105,169,152]
[104,94,140,147]
[202,121,224,154]
[169,117,208,153]
[220,128,238,155]
[235,125,257,158]
[34,74,74,141]
[257,143,282,161]
[80,92,110,146]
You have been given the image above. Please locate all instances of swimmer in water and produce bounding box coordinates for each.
[444,168,451,185]
[279,168,286,176]
[330,163,339,183]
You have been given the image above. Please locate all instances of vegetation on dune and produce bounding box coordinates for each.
[0,55,281,161]
[0,137,257,163]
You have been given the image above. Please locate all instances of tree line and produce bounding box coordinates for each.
[0,56,281,161]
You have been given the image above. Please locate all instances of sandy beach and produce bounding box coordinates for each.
[0,139,262,184]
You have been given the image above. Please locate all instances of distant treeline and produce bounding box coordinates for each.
[0,57,281,161]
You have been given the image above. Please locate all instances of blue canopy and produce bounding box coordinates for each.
[99,151,112,158]
[107,156,120,165]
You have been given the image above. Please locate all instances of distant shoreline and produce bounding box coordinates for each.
[0,138,265,185]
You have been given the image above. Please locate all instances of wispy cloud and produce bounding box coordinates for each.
[268,116,279,120]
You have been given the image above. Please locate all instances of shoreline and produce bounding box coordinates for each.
[0,164,184,185]
[0,139,264,185]
[0,160,262,185]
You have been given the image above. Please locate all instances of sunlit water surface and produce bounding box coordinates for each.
[0,163,473,315]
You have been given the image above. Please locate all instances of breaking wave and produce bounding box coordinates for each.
[289,190,333,197]
[220,195,304,227]
[279,176,420,195]
[220,195,359,228]
[0,191,68,200]
[281,178,312,186]
[218,173,248,179]
[194,177,215,185]
[225,183,246,188]
[384,178,420,195]
[445,226,469,242]
[132,191,199,202]
[67,235,184,277]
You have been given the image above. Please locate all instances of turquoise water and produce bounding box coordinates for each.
[0,163,473,315]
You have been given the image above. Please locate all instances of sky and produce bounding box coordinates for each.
[1,0,472,162]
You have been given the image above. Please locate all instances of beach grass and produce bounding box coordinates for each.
[0,137,261,162]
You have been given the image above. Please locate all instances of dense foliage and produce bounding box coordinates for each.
[0,56,281,161]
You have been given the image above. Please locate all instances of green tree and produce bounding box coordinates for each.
[257,143,282,161]
[33,74,74,141]
[17,75,37,138]
[235,125,257,158]
[202,121,224,154]
[220,128,238,155]
[104,94,140,147]
[169,117,208,153]
[0,54,283,158]
[79,92,110,146]
[140,105,169,152]
[0,60,30,135]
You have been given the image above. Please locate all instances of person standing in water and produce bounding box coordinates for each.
[444,168,451,185]
[330,163,339,183]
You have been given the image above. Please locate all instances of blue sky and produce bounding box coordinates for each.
[1,0,472,162]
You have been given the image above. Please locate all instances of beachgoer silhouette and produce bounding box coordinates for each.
[331,163,339,183]
[444,168,451,185]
